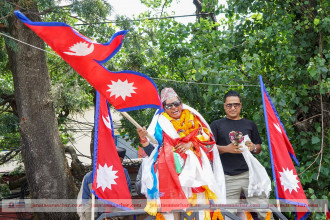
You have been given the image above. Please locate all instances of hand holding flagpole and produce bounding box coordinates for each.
[120,112,157,144]
[15,10,160,213]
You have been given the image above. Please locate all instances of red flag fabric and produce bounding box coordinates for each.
[14,11,162,112]
[91,91,132,209]
[260,75,309,220]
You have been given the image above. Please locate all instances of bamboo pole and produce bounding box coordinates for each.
[120,112,157,144]
[91,194,95,220]
[276,199,281,213]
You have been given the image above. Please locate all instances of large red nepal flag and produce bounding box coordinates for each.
[259,76,309,220]
[91,91,132,209]
[14,10,162,112]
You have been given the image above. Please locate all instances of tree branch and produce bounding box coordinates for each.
[0,12,13,21]
[37,8,54,16]
[64,145,86,181]
[319,32,323,57]
[0,149,21,165]
[67,14,93,28]
[38,4,74,15]
[0,105,10,114]
[293,114,321,125]
[299,152,320,175]
[160,0,169,18]
[64,145,80,162]
[0,93,17,116]
[317,95,324,180]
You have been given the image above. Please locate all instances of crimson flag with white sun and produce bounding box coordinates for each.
[91,92,132,209]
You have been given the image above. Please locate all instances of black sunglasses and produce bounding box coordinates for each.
[164,101,182,109]
[225,103,241,109]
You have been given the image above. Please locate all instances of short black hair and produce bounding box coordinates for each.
[224,90,241,103]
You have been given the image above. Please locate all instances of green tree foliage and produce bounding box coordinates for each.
[0,1,115,214]
[0,0,328,218]
[0,0,114,152]
[112,0,329,219]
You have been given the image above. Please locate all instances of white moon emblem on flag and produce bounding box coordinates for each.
[279,167,300,193]
[273,123,282,134]
[63,42,94,56]
[102,116,112,130]
[96,163,118,191]
[106,79,137,100]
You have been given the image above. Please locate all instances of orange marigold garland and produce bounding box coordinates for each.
[155,213,165,220]
[163,109,199,137]
[144,200,158,216]
[245,211,253,220]
[212,209,224,220]
[265,211,272,220]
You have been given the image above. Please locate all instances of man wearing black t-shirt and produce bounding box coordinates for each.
[211,90,272,219]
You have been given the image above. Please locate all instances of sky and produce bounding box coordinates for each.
[108,0,224,25]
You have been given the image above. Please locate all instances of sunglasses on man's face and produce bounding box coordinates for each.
[164,101,182,109]
[225,103,241,109]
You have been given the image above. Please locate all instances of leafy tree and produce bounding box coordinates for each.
[114,1,329,219]
[0,0,113,219]
[0,0,328,219]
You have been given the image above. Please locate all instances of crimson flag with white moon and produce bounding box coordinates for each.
[91,91,132,209]
[260,75,309,220]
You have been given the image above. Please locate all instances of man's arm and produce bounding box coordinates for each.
[217,143,243,154]
[245,121,262,154]
[142,143,154,156]
[137,127,150,147]
[245,141,261,154]
[135,165,143,195]
[210,121,218,143]
[123,168,131,193]
[82,172,93,200]
[211,121,244,154]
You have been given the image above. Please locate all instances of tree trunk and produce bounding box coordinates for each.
[193,0,217,24]
[5,5,78,220]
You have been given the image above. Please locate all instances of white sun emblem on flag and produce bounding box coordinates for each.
[279,167,300,194]
[96,163,118,191]
[106,79,137,100]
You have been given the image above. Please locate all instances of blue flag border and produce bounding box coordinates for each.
[14,10,163,113]
[91,91,132,211]
[259,75,299,165]
[259,75,309,220]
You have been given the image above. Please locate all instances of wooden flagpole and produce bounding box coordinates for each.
[91,194,95,220]
[120,112,157,144]
[276,199,281,213]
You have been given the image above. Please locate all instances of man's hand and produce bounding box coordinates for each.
[175,142,193,153]
[245,141,260,154]
[136,127,149,147]
[245,140,254,151]
[217,143,242,154]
